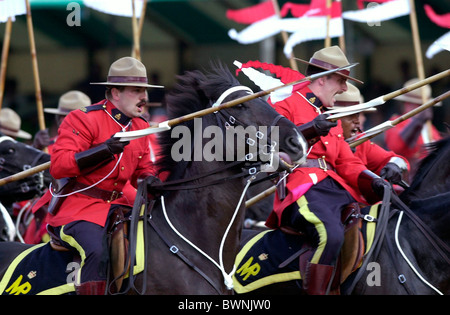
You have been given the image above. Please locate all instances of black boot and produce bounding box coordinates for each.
[302,262,336,295]
[75,281,107,295]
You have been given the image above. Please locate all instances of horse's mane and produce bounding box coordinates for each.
[155,62,240,174]
[402,136,450,201]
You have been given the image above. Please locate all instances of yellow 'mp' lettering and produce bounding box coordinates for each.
[236,257,260,281]
[5,275,32,295]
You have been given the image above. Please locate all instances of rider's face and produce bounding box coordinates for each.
[112,86,148,118]
[340,113,361,140]
[320,74,348,108]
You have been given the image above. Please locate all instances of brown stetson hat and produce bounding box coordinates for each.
[0,108,32,140]
[296,46,363,84]
[91,56,164,89]
[395,78,441,106]
[44,91,92,116]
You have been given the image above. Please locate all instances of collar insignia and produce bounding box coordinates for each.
[111,108,131,125]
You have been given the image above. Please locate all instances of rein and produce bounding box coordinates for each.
[346,186,450,294]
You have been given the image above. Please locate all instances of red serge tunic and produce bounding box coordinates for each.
[384,115,442,161]
[354,140,409,175]
[266,87,369,228]
[47,100,156,228]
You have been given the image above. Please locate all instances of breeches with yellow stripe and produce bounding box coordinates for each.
[50,206,127,283]
[282,177,356,265]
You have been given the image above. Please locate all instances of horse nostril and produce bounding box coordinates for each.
[284,130,308,162]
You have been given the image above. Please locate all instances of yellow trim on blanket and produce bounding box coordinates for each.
[37,283,75,295]
[233,229,302,294]
[0,243,46,295]
[233,270,301,294]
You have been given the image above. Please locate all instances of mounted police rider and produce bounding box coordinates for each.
[265,46,391,295]
[47,57,163,295]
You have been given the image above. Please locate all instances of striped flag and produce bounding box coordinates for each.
[424,4,450,59]
[282,0,343,58]
[226,0,282,44]
[342,0,410,23]
[83,0,145,18]
[234,60,309,104]
[426,31,450,59]
[0,0,26,23]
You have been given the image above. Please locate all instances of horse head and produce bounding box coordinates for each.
[157,62,306,176]
[401,136,450,203]
[145,62,306,294]
[0,134,51,205]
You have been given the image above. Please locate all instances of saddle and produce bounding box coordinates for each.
[233,202,380,294]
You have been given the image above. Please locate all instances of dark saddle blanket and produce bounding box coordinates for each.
[0,243,75,295]
[233,204,380,293]
[0,212,146,296]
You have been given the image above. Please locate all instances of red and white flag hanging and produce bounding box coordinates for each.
[83,0,145,18]
[424,5,450,29]
[234,60,309,104]
[342,0,410,23]
[424,5,450,59]
[227,0,343,53]
[0,0,26,23]
[226,0,282,44]
[426,31,450,59]
[282,0,343,58]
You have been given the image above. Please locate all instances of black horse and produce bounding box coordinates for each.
[0,134,51,242]
[234,136,450,295]
[0,63,306,295]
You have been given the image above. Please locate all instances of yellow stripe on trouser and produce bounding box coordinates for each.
[296,196,327,264]
[59,225,86,286]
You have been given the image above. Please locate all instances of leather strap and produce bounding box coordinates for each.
[73,181,122,202]
[299,158,335,172]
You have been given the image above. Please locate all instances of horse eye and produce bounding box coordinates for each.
[8,148,15,154]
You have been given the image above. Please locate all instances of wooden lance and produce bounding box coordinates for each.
[0,65,354,186]
[245,69,450,208]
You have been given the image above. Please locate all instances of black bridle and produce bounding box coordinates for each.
[0,136,47,196]
[151,87,286,192]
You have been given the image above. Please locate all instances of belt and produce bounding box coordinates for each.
[73,181,123,203]
[300,157,334,172]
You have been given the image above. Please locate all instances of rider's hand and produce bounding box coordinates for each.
[145,175,162,198]
[33,129,51,150]
[105,136,129,155]
[313,114,338,137]
[371,177,391,197]
[380,162,403,184]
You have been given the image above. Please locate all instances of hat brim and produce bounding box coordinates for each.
[0,128,32,140]
[296,58,363,84]
[44,108,70,116]
[90,82,164,88]
[394,94,442,106]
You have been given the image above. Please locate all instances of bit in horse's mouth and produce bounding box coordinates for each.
[278,152,295,171]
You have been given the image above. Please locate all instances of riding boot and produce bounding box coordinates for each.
[75,281,107,295]
[302,262,336,295]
